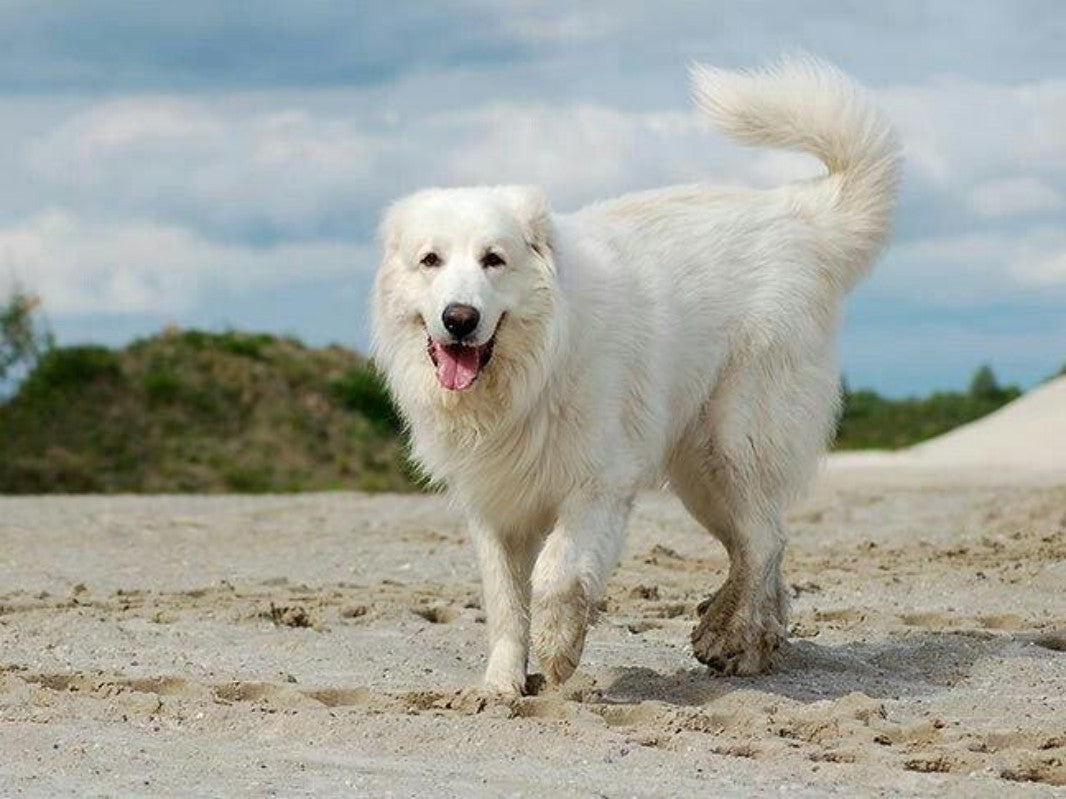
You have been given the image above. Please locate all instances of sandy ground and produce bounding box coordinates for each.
[1,466,1064,796]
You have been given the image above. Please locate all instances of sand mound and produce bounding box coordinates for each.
[909,376,1066,471]
[828,376,1066,481]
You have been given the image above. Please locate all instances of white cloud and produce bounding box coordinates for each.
[23,74,1065,240]
[62,98,222,154]
[443,105,698,207]
[866,225,1066,310]
[873,232,1015,306]
[10,72,1066,339]
[969,176,1063,217]
[0,211,374,315]
[877,78,1066,189]
[1016,247,1066,284]
[442,104,819,208]
[496,6,628,43]
[27,98,382,240]
[25,93,828,231]
[1008,230,1066,285]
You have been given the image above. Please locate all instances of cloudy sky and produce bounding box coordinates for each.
[0,1,1063,395]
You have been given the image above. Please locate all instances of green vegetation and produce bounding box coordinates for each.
[0,291,1054,492]
[0,289,53,390]
[330,366,402,435]
[0,327,416,494]
[834,365,1022,450]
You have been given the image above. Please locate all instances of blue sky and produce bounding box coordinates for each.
[0,1,1063,395]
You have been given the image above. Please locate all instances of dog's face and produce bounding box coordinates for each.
[372,185,557,405]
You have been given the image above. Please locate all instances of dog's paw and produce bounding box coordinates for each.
[691,582,785,676]
[532,581,590,685]
[482,666,527,699]
[481,675,526,699]
[483,640,528,698]
[692,622,783,675]
[537,635,585,685]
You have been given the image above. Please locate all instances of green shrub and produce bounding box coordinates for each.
[0,450,102,493]
[1,290,52,387]
[20,346,122,396]
[223,465,275,493]
[143,368,182,405]
[178,330,212,350]
[969,364,1010,402]
[217,331,273,360]
[331,365,402,434]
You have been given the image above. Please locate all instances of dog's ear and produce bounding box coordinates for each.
[378,196,412,259]
[496,185,554,263]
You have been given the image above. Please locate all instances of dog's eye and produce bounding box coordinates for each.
[481,252,505,268]
[420,252,441,268]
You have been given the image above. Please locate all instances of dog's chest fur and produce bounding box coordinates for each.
[414,390,589,532]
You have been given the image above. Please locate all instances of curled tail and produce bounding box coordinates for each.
[691,55,901,291]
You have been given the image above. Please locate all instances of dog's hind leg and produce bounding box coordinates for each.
[671,446,790,675]
[531,491,634,685]
[671,354,839,675]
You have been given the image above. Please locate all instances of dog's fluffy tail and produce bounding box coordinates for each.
[691,55,900,291]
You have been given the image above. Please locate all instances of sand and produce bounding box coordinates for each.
[1,462,1064,796]
[910,377,1066,469]
[829,377,1066,487]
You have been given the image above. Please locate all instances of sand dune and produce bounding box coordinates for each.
[829,377,1066,483]
[911,376,1066,470]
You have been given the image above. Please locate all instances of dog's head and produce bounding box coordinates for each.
[371,185,559,418]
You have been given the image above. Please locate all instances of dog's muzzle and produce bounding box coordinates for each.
[427,336,495,391]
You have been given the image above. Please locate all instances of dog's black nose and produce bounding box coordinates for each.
[442,303,480,339]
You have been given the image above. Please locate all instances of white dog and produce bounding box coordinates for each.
[372,57,899,696]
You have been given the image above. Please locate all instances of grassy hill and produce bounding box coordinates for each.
[0,329,416,494]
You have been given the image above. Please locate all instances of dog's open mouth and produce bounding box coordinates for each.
[427,336,495,391]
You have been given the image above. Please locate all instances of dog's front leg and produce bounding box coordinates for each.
[532,492,633,685]
[472,522,540,697]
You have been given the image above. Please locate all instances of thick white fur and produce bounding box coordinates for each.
[372,56,899,695]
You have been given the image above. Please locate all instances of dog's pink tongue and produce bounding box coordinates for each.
[435,343,480,391]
